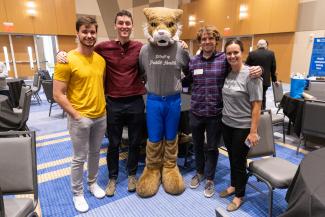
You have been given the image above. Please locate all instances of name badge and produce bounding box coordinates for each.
[194,69,203,75]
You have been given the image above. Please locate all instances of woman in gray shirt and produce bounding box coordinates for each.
[219,39,262,212]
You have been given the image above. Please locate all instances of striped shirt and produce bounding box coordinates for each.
[188,51,228,117]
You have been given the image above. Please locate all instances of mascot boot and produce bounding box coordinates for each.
[136,140,163,197]
[162,136,185,195]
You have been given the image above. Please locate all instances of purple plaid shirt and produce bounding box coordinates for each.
[188,51,228,117]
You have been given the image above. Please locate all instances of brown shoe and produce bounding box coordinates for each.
[128,175,137,192]
[226,200,244,212]
[105,179,117,197]
[219,189,235,198]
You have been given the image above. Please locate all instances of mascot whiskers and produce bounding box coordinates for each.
[136,7,190,198]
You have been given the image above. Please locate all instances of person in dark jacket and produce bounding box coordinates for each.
[246,39,279,109]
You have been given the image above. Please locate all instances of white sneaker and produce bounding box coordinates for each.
[88,182,105,199]
[73,195,89,213]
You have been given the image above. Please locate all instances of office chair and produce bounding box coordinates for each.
[31,73,42,104]
[0,131,38,217]
[297,100,325,154]
[272,82,284,113]
[247,110,298,217]
[13,86,31,114]
[271,82,286,143]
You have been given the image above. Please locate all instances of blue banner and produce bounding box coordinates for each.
[309,37,325,76]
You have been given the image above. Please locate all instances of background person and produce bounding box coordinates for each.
[0,61,9,97]
[219,39,262,212]
[246,39,278,109]
[54,16,106,213]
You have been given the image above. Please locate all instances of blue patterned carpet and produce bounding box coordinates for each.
[35,132,304,217]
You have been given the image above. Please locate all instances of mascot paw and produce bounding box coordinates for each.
[136,167,161,198]
[162,166,185,195]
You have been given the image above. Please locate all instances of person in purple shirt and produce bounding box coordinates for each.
[185,25,262,198]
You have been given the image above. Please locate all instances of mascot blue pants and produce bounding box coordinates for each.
[136,93,185,197]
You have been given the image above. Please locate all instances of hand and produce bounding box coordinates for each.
[56,51,68,64]
[246,133,260,147]
[179,40,188,49]
[248,66,262,78]
[274,81,280,86]
[73,113,82,121]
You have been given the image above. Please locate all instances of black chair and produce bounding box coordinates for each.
[31,73,42,104]
[41,80,55,116]
[38,70,52,81]
[13,85,30,114]
[41,80,65,118]
[18,88,32,131]
[272,82,284,113]
[0,131,38,217]
[271,82,286,143]
[247,110,298,217]
[297,100,325,153]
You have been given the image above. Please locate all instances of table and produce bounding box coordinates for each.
[280,91,325,137]
[6,79,24,108]
[280,148,325,217]
[0,95,21,131]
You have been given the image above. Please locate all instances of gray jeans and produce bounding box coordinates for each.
[67,114,107,196]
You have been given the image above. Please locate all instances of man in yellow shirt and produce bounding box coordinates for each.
[53,16,106,213]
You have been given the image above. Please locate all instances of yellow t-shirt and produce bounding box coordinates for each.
[54,50,106,118]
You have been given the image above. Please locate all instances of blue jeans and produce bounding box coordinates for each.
[146,93,181,143]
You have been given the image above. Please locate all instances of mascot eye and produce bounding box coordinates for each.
[168,22,174,28]
[150,22,157,27]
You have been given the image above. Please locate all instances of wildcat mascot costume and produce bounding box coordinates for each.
[136,7,190,198]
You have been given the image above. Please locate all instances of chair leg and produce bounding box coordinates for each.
[49,103,52,116]
[282,120,286,143]
[297,137,302,154]
[36,93,42,104]
[267,185,274,217]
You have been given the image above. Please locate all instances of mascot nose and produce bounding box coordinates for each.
[158,31,164,35]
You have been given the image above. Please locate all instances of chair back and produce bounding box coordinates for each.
[38,70,52,80]
[32,73,41,91]
[0,131,37,196]
[248,110,275,158]
[309,80,325,92]
[302,100,325,139]
[41,80,54,103]
[18,85,31,108]
[19,89,32,130]
[272,82,284,107]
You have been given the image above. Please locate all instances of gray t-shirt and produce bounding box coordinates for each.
[139,42,190,96]
[222,65,263,128]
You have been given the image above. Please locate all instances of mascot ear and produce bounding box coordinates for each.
[173,9,183,21]
[143,8,153,20]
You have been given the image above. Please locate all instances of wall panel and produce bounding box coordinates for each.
[0,0,7,32]
[33,0,58,35]
[4,0,34,34]
[11,35,35,78]
[57,35,76,52]
[54,0,76,35]
[0,35,14,77]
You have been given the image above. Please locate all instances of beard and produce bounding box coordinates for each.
[77,36,96,48]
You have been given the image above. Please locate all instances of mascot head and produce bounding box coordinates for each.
[143,7,183,46]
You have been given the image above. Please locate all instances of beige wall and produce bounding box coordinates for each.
[290,0,325,77]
